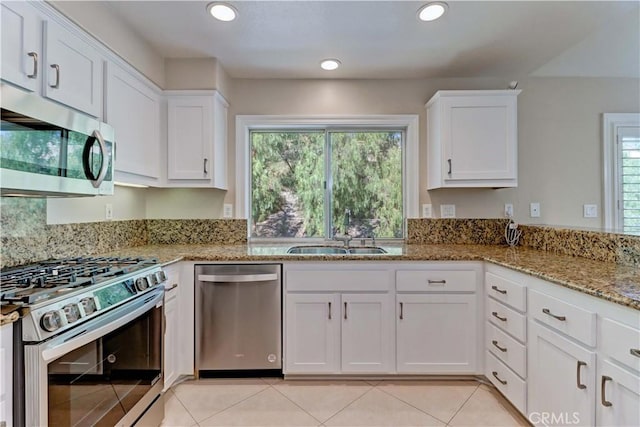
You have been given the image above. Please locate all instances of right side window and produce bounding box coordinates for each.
[618,126,640,234]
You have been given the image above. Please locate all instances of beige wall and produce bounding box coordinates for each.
[50,1,166,87]
[226,76,640,228]
[145,188,226,219]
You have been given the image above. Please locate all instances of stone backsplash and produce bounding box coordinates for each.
[147,219,247,245]
[407,218,510,245]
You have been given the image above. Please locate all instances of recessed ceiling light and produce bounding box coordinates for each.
[418,2,448,22]
[207,2,237,22]
[320,59,341,71]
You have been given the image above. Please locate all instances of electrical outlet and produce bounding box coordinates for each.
[583,204,598,218]
[422,204,433,218]
[504,203,514,218]
[105,203,113,220]
[223,203,233,218]
[440,204,456,218]
[530,202,541,218]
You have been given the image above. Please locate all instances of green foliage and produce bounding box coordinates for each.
[251,130,403,239]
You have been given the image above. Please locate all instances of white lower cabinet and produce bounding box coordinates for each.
[285,293,340,374]
[396,293,477,373]
[596,359,640,427]
[0,323,13,427]
[163,264,181,390]
[341,293,393,373]
[528,320,595,427]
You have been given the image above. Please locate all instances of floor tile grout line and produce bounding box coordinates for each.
[161,389,199,426]
[268,383,326,425]
[373,384,452,425]
[320,384,377,426]
[172,381,270,425]
[446,383,481,426]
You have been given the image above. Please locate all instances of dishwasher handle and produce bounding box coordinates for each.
[198,273,278,283]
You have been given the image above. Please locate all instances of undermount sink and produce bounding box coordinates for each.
[286,245,387,255]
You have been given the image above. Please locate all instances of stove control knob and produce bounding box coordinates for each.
[63,304,81,323]
[148,273,158,286]
[157,270,167,283]
[135,276,149,291]
[41,311,63,332]
[80,297,98,316]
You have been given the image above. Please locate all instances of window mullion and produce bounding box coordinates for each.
[324,131,332,239]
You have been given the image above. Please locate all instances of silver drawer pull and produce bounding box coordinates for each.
[492,371,507,385]
[576,361,587,389]
[399,302,404,320]
[344,302,348,320]
[542,308,566,321]
[427,279,446,285]
[50,63,60,88]
[328,302,332,320]
[492,340,507,352]
[491,311,507,322]
[601,376,612,407]
[630,348,640,358]
[491,285,507,295]
[27,51,38,78]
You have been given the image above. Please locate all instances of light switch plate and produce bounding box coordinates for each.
[530,202,541,218]
[440,204,456,218]
[504,203,514,218]
[223,204,233,218]
[422,204,433,218]
[105,203,113,220]
[583,204,598,218]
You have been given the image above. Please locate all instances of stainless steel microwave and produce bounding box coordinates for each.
[0,83,114,197]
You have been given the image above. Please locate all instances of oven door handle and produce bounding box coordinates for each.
[38,289,163,363]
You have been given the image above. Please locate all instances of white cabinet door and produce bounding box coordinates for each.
[397,294,477,373]
[163,287,178,391]
[285,293,340,374]
[105,62,160,182]
[167,95,213,181]
[43,19,103,117]
[596,360,640,427]
[211,92,228,189]
[1,1,39,91]
[426,90,519,189]
[528,321,595,427]
[341,293,393,373]
[0,323,13,427]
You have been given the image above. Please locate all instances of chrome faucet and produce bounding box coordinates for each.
[333,209,352,248]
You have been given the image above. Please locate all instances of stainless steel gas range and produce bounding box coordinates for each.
[1,256,167,427]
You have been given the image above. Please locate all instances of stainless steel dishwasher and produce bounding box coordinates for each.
[195,264,282,376]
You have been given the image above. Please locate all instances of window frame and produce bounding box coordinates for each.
[602,113,640,231]
[236,115,419,240]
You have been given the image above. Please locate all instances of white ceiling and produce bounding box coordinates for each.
[104,0,640,79]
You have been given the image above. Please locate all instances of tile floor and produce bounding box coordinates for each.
[136,378,531,427]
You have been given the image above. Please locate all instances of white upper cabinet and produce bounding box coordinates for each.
[426,90,520,189]
[1,1,39,92]
[166,91,229,189]
[42,19,103,117]
[105,62,161,184]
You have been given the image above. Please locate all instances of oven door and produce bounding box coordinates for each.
[23,288,164,427]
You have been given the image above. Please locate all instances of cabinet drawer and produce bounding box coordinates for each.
[485,351,526,415]
[287,270,391,292]
[529,289,596,347]
[487,297,526,343]
[485,272,526,311]
[396,270,476,292]
[486,322,526,378]
[600,318,640,372]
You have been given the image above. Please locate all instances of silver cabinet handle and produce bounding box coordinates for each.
[328,302,332,320]
[601,376,612,407]
[204,158,208,175]
[165,283,178,292]
[428,279,446,285]
[492,340,507,352]
[344,302,347,320]
[447,158,452,175]
[27,52,38,78]
[492,311,507,322]
[576,361,587,389]
[491,285,507,295]
[630,348,640,358]
[399,302,404,320]
[492,371,507,385]
[198,273,277,283]
[50,63,60,88]
[542,308,566,321]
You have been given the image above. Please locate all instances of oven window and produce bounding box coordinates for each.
[47,306,162,426]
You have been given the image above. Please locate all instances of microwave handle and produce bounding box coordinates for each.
[84,130,109,188]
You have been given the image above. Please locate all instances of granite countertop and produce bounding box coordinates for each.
[105,243,640,311]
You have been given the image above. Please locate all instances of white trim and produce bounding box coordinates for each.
[603,113,640,230]
[235,115,420,234]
